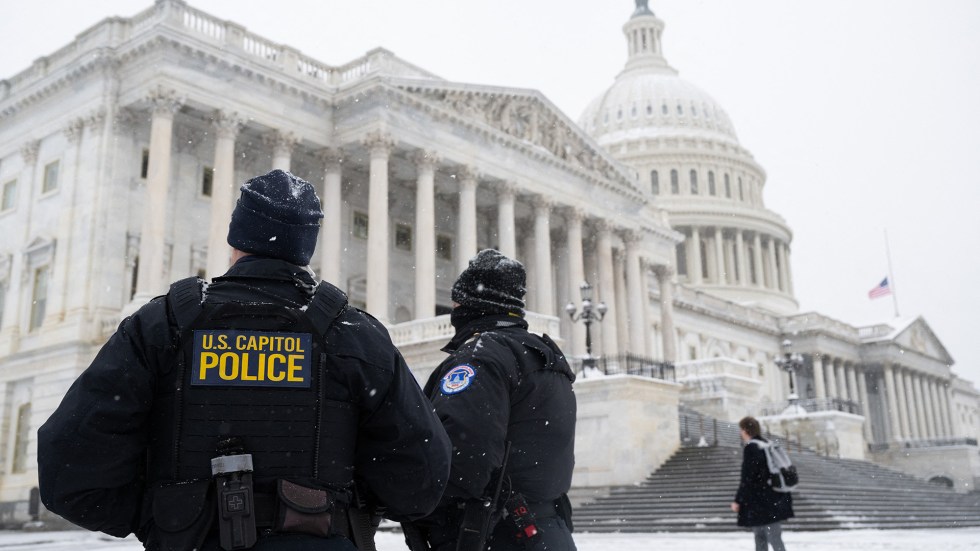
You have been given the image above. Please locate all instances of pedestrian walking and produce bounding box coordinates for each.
[404,249,577,551]
[38,169,452,550]
[730,416,793,551]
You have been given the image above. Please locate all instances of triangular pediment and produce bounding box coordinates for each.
[394,81,640,193]
[891,317,953,364]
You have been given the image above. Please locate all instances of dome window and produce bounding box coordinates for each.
[677,104,683,116]
[724,174,731,198]
[604,111,609,124]
[692,104,698,117]
[670,169,679,194]
[708,171,716,195]
[661,103,668,115]
[689,170,698,194]
[646,104,653,116]
[738,177,744,201]
[651,170,660,195]
[631,105,637,118]
[705,104,711,119]
[617,108,623,120]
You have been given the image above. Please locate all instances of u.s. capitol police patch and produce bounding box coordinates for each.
[441,365,476,395]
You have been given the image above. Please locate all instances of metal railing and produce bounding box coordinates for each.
[759,397,863,417]
[570,354,674,382]
[871,437,978,452]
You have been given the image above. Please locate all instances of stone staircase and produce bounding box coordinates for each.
[575,411,980,532]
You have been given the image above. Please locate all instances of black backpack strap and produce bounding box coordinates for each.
[168,276,204,332]
[305,281,349,336]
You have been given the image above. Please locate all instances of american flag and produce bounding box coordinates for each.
[868,277,892,299]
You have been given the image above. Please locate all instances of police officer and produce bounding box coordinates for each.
[38,170,452,551]
[409,249,577,551]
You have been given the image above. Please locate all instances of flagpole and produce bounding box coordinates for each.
[884,229,900,318]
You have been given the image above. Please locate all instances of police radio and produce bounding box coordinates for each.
[212,437,257,550]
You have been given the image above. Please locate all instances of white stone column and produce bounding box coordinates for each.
[565,209,586,357]
[735,231,747,287]
[624,231,645,355]
[724,234,737,285]
[846,363,859,405]
[940,382,955,438]
[689,227,703,284]
[857,368,874,442]
[317,148,343,285]
[836,360,848,400]
[776,240,789,292]
[926,378,942,438]
[901,370,919,440]
[205,110,241,280]
[135,88,182,298]
[532,197,554,316]
[496,183,517,259]
[457,168,479,273]
[935,379,951,437]
[365,132,393,323]
[50,119,85,323]
[913,375,930,439]
[713,227,726,285]
[766,237,778,290]
[783,243,795,295]
[267,130,297,172]
[884,364,904,441]
[641,260,656,357]
[596,221,619,358]
[613,250,629,353]
[825,356,839,400]
[654,266,676,363]
[894,368,912,440]
[752,232,764,287]
[413,151,438,319]
[812,354,827,400]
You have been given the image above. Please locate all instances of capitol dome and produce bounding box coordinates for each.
[580,1,799,315]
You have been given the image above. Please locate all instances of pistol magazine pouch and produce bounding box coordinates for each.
[276,479,334,537]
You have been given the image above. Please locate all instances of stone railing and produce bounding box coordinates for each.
[672,285,780,329]
[1,0,442,100]
[674,357,757,381]
[778,312,862,343]
[569,354,675,382]
[759,397,863,417]
[389,312,561,348]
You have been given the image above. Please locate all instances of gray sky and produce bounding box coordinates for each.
[2,1,979,386]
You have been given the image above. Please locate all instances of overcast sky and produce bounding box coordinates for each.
[2,1,979,387]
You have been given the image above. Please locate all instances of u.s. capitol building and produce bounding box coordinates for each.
[0,0,977,521]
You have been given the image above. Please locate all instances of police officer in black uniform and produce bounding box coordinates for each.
[409,249,577,551]
[38,170,452,551]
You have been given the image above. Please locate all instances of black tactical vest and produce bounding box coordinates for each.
[146,277,357,495]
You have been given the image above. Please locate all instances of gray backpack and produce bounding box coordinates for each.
[754,440,799,492]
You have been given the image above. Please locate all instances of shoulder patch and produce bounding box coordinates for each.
[440,364,476,395]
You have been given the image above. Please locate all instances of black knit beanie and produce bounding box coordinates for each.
[451,249,526,316]
[227,170,323,266]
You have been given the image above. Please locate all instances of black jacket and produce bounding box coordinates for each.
[734,437,794,527]
[423,314,576,506]
[38,257,451,541]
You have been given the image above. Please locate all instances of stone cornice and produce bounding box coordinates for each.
[386,81,645,203]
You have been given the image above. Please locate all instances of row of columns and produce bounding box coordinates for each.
[129,91,679,363]
[684,225,792,294]
[882,364,955,442]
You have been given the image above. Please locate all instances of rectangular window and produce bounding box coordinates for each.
[29,265,49,331]
[395,223,413,252]
[675,242,688,276]
[12,403,30,473]
[140,149,150,179]
[42,160,59,193]
[201,167,214,197]
[1,180,16,211]
[651,170,659,195]
[352,211,369,239]
[437,235,453,261]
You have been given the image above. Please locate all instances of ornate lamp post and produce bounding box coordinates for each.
[774,338,804,404]
[565,281,607,373]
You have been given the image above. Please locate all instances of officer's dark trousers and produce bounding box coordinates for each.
[486,517,576,551]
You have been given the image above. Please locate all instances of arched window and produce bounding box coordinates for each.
[670,169,679,194]
[738,177,744,201]
[724,174,731,198]
[631,105,637,117]
[662,103,668,115]
[617,108,623,120]
[689,169,698,194]
[646,104,653,115]
[677,104,683,115]
[708,171,716,196]
[651,170,660,195]
[692,104,698,117]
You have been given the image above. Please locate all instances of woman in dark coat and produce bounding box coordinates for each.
[730,416,794,551]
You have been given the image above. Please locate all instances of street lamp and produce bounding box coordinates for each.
[565,281,607,373]
[774,338,804,404]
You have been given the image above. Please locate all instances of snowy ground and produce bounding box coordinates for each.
[2,528,980,550]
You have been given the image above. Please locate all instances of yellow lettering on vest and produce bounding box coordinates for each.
[287,354,304,382]
[218,334,229,350]
[202,334,213,350]
[219,353,240,380]
[240,354,256,381]
[258,336,270,350]
[199,352,218,380]
[236,335,246,350]
[267,354,286,382]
